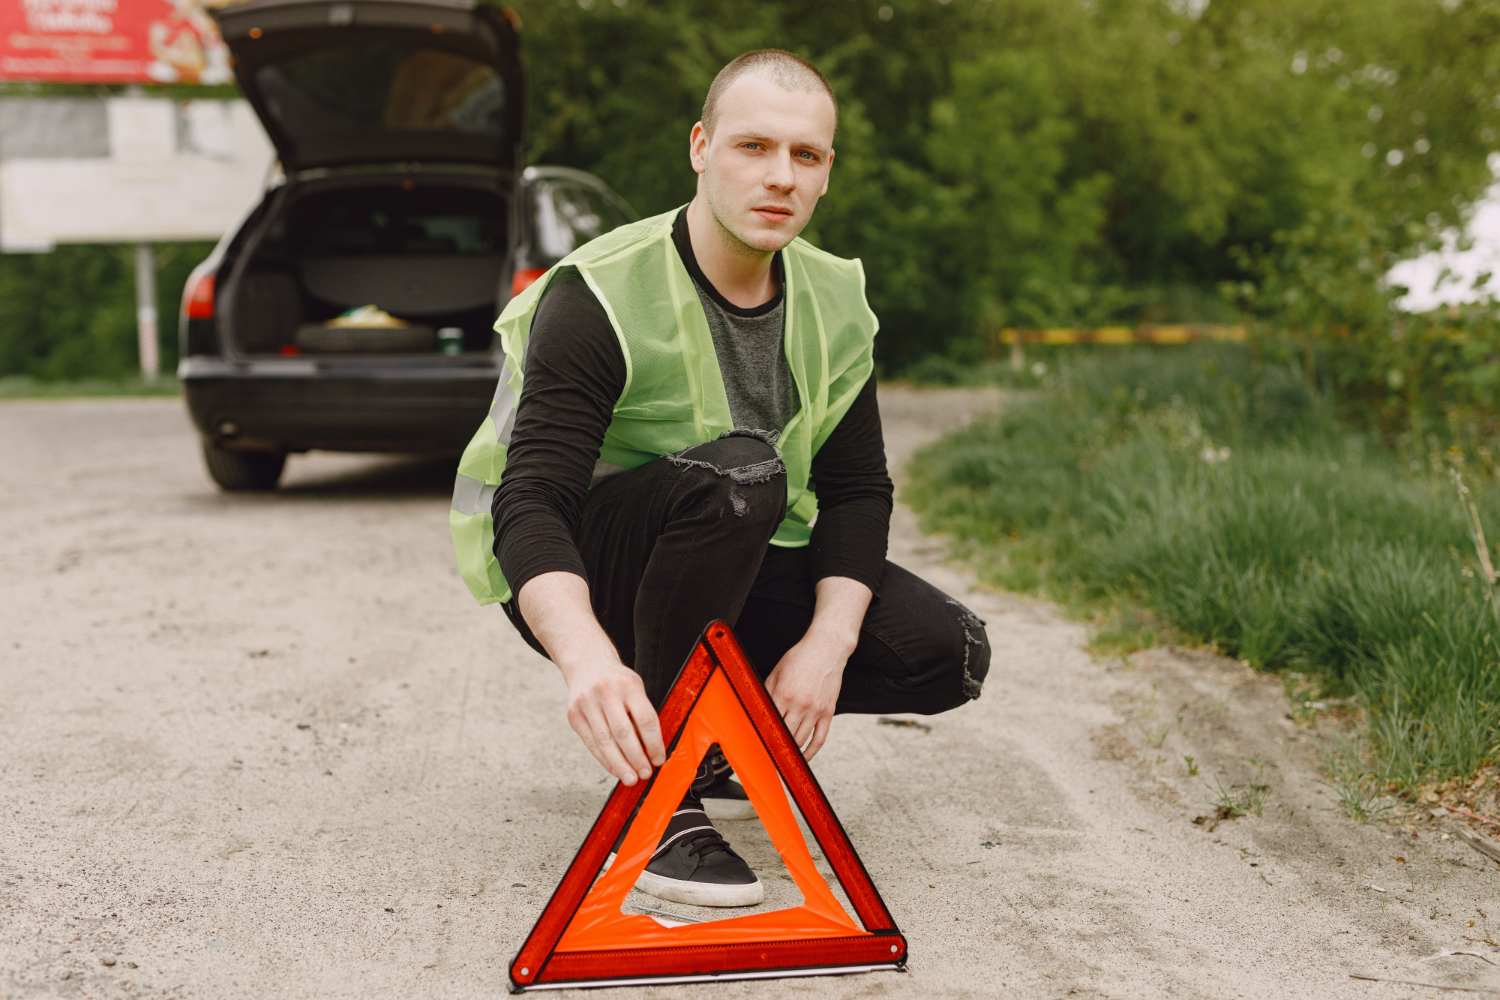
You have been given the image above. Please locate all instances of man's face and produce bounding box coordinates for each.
[690,70,837,254]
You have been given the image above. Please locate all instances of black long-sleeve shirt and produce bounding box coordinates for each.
[492,216,893,600]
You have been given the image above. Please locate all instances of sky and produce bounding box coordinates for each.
[1387,155,1500,312]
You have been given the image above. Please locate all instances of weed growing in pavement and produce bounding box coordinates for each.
[1246,784,1268,818]
[1184,755,1199,776]
[1206,774,1246,819]
[1139,723,1170,748]
[907,344,1500,798]
[1245,758,1271,817]
[1205,772,1265,819]
[1322,735,1398,823]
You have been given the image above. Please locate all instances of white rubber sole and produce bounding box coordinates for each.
[702,797,757,821]
[604,853,765,907]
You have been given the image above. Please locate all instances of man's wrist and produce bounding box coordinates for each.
[801,621,859,660]
[554,635,623,681]
[516,571,622,682]
[805,575,872,661]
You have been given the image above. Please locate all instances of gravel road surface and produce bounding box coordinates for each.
[3,387,1498,999]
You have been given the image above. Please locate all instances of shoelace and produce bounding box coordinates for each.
[678,827,739,863]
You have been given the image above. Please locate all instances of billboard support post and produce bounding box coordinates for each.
[134,242,158,382]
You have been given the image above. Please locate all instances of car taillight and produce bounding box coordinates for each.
[185,272,215,319]
[511,267,546,296]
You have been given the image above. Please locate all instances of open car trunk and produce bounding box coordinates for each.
[213,0,522,173]
[224,178,510,357]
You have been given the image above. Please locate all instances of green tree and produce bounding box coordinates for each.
[6,0,1499,377]
[511,0,1500,367]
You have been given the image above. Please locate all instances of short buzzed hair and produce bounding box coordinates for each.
[701,49,839,137]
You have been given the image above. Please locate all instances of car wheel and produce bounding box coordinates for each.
[202,441,286,491]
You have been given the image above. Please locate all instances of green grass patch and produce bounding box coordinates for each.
[907,344,1500,792]
[0,375,180,399]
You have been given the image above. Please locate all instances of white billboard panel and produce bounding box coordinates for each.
[0,96,273,250]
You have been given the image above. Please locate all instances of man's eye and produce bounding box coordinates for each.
[744,142,761,150]
[797,151,816,161]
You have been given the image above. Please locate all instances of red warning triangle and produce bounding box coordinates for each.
[508,621,907,991]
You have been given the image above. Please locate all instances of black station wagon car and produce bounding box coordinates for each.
[179,0,634,489]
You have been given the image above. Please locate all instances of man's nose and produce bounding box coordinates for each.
[764,150,797,192]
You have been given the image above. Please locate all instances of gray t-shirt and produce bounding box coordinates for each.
[673,210,798,437]
[690,283,797,436]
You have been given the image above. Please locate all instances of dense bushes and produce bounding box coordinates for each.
[0,242,210,382]
[1232,204,1500,453]
[908,345,1500,787]
[1303,308,1500,456]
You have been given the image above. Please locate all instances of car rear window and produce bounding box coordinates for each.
[255,44,506,141]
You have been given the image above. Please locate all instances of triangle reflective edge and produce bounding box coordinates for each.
[506,621,907,992]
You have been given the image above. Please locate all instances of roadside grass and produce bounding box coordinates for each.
[0,375,180,399]
[906,344,1500,799]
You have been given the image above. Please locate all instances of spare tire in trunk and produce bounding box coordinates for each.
[295,324,436,353]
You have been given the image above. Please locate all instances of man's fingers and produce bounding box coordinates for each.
[568,712,619,779]
[582,704,638,785]
[804,715,832,760]
[625,689,666,765]
[786,709,815,753]
[604,700,653,780]
[766,674,797,723]
[799,716,819,753]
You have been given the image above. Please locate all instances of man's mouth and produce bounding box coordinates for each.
[751,206,794,222]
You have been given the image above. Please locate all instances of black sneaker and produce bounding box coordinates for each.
[692,744,756,821]
[607,790,763,907]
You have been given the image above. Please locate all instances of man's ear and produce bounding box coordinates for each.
[819,149,835,197]
[689,122,709,175]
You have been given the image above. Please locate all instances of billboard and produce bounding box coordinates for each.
[0,0,231,84]
[0,96,273,249]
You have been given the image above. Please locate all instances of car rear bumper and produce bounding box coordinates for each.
[179,355,499,453]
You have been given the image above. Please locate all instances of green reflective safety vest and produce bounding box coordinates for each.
[450,207,878,605]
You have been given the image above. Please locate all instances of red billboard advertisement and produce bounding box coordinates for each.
[0,0,231,84]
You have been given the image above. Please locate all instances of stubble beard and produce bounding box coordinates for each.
[704,173,797,259]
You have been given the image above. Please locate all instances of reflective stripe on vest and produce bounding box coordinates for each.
[489,360,517,444]
[451,473,496,517]
[449,206,878,606]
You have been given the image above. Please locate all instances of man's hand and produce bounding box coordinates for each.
[560,657,664,786]
[764,633,847,759]
[518,571,665,785]
[763,576,872,760]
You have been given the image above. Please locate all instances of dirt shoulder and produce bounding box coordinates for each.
[1,389,1497,999]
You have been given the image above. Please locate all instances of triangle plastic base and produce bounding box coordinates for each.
[507,621,906,991]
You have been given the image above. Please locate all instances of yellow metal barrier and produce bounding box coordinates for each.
[996,324,1246,346]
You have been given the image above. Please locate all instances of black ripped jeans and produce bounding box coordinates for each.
[503,435,989,713]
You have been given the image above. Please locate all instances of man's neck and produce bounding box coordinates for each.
[685,196,778,310]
